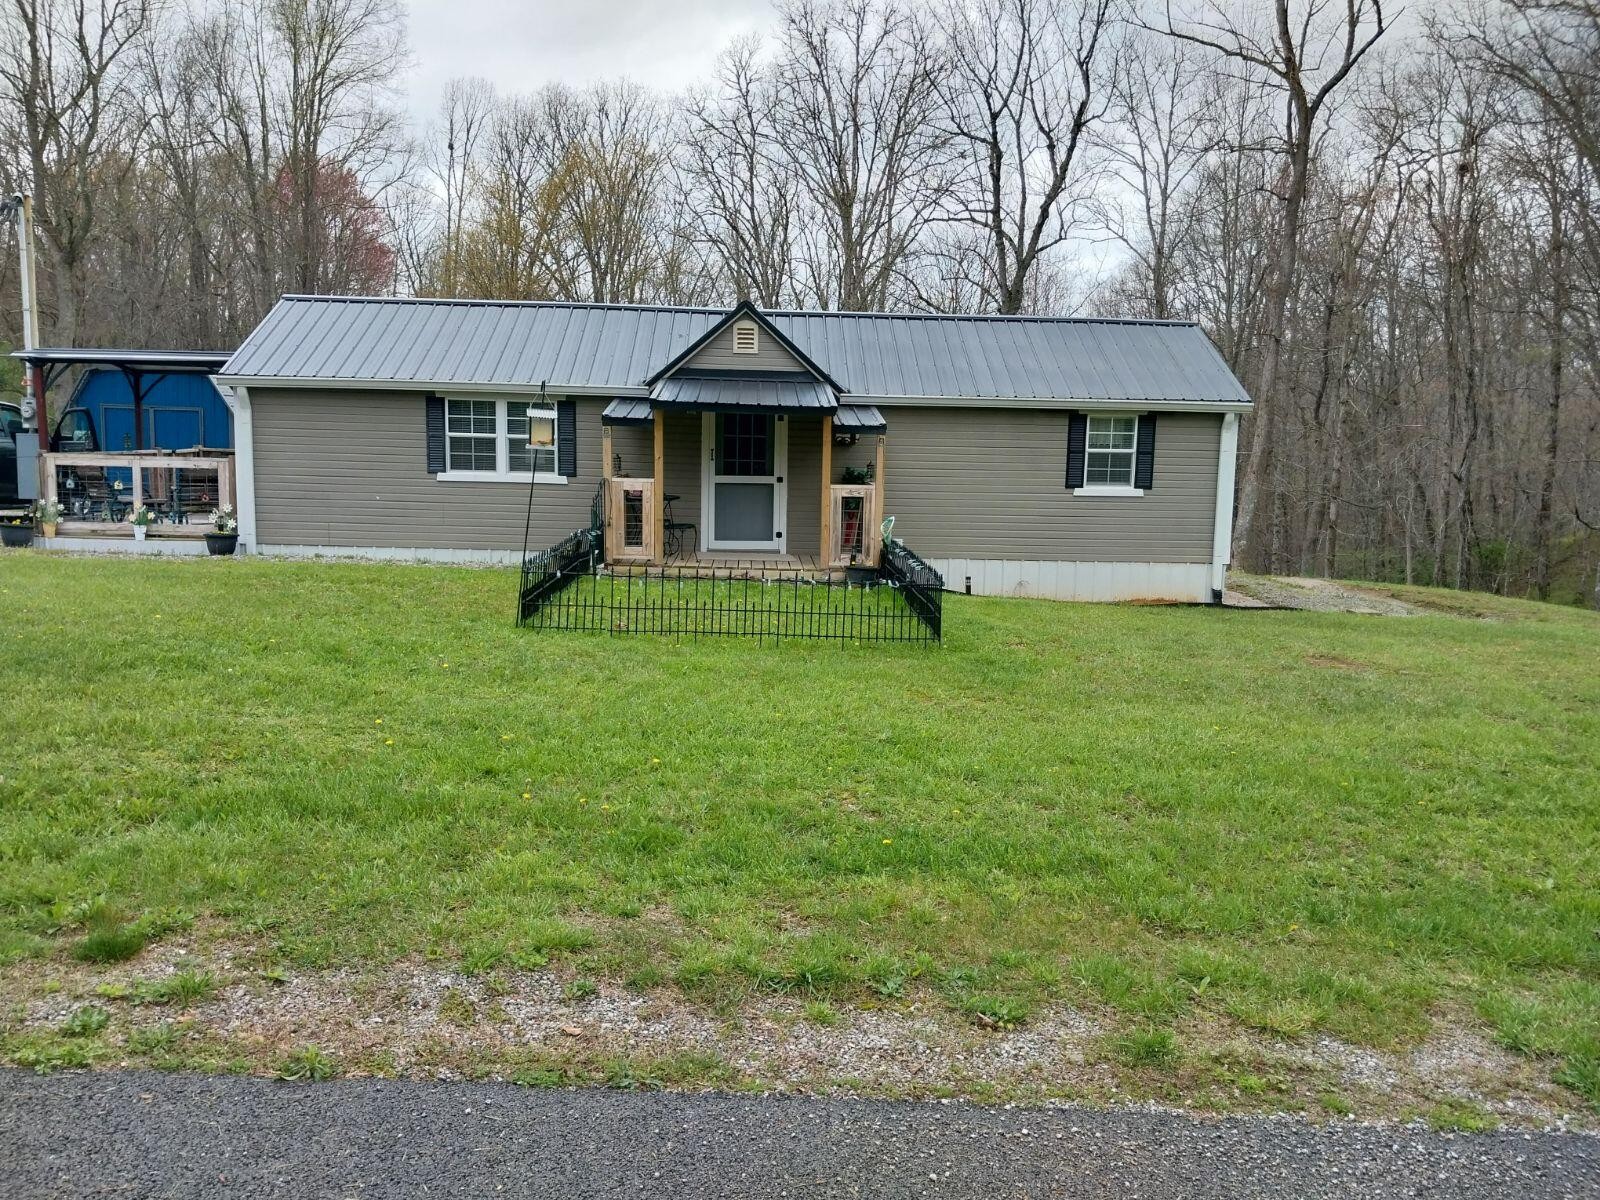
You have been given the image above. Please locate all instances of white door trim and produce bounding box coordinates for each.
[701,411,787,553]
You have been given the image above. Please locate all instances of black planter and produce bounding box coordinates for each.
[1,524,35,548]
[204,532,239,556]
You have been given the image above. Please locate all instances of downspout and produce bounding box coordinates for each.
[228,385,258,553]
[1210,413,1240,603]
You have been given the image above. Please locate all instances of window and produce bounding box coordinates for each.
[733,321,760,353]
[717,412,773,476]
[1084,414,1137,488]
[443,397,564,481]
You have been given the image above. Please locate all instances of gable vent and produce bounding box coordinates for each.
[733,321,760,353]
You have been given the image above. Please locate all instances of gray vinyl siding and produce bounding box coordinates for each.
[250,388,1220,564]
[251,389,601,550]
[785,414,822,556]
[607,424,653,479]
[683,322,804,374]
[882,407,1221,563]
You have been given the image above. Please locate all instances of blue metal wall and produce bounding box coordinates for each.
[68,368,233,451]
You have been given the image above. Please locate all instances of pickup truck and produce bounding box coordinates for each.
[0,401,26,508]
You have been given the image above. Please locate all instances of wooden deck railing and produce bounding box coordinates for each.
[828,483,879,568]
[42,451,235,534]
[603,477,657,562]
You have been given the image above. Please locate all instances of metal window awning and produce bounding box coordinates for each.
[601,397,654,426]
[650,375,838,412]
[834,404,886,434]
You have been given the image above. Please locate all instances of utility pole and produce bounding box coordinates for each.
[3,194,42,430]
[2,194,44,503]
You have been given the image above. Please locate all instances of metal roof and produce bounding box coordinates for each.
[651,375,836,412]
[601,397,654,426]
[835,403,887,433]
[221,295,1252,406]
[13,347,231,372]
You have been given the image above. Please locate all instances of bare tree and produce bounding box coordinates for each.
[682,38,800,307]
[1099,32,1214,319]
[0,0,150,344]
[429,76,494,297]
[773,0,952,311]
[1157,0,1392,564]
[934,0,1119,314]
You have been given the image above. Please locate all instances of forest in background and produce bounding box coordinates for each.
[1,0,1597,603]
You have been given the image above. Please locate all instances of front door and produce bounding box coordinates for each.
[703,412,786,552]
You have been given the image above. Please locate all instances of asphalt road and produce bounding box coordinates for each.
[2,1069,1596,1199]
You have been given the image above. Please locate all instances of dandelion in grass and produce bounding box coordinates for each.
[374,718,383,725]
[650,757,661,765]
[501,734,512,741]
[522,792,532,800]
[384,738,394,746]
[882,838,892,845]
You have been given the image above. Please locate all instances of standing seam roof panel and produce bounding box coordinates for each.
[222,296,1252,404]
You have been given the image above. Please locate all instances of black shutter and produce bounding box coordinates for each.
[425,395,446,474]
[557,398,577,477]
[1134,414,1156,490]
[1065,411,1087,489]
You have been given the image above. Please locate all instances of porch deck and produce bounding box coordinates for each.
[610,551,847,581]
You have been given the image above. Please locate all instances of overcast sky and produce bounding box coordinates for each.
[404,0,777,122]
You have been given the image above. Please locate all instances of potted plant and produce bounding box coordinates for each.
[36,499,63,538]
[1,515,33,548]
[205,504,239,556]
[129,504,152,541]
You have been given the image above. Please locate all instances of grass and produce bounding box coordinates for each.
[1,554,1598,1102]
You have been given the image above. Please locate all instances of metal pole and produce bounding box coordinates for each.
[5,194,41,431]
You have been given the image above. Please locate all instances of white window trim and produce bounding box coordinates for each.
[1073,485,1145,497]
[439,397,567,484]
[1078,412,1140,493]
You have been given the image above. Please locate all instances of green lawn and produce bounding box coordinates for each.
[2,553,1597,1101]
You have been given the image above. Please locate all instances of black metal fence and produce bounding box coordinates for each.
[515,535,943,644]
[516,527,600,625]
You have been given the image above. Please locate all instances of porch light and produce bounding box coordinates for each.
[527,407,556,449]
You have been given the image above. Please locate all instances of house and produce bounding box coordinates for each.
[215,295,1251,602]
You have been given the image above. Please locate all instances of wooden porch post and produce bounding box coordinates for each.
[652,409,665,564]
[820,415,833,565]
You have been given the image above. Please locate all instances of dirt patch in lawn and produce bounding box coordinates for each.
[2,937,1590,1130]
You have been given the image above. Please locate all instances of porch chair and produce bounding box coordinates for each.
[662,494,697,561]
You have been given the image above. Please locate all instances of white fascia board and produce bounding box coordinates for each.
[855,393,1253,413]
[214,376,650,398]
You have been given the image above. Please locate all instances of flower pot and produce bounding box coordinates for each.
[1,524,35,548]
[41,522,57,537]
[204,532,239,556]
[132,525,146,542]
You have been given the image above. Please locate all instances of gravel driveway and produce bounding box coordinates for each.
[3,1069,1596,1199]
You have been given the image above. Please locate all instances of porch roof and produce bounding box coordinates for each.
[835,403,886,434]
[600,397,653,426]
[649,375,837,412]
